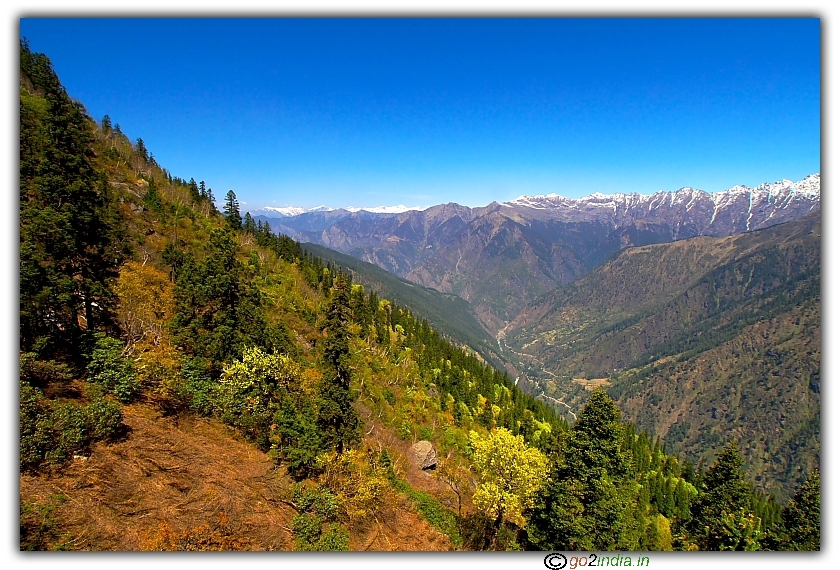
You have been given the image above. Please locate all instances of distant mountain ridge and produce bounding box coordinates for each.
[253,174,820,335]
[250,204,425,217]
[504,211,821,501]
[502,174,820,236]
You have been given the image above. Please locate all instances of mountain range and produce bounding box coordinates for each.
[253,175,820,335]
[20,39,819,550]
[251,176,820,499]
[505,211,820,500]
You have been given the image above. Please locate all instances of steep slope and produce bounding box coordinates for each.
[300,242,504,368]
[19,403,455,551]
[21,40,816,551]
[256,177,819,335]
[505,212,820,500]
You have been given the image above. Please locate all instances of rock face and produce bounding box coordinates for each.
[409,440,437,471]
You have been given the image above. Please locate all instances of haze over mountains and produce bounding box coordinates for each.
[253,175,820,334]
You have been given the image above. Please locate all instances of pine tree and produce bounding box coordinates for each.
[187,177,200,202]
[687,440,762,550]
[135,137,148,162]
[20,39,125,357]
[766,471,820,550]
[224,189,242,230]
[527,388,638,551]
[243,212,256,234]
[317,271,360,454]
[170,229,267,370]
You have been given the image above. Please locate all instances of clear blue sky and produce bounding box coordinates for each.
[19,18,820,210]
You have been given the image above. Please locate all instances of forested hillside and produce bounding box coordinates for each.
[300,242,504,370]
[19,40,818,552]
[506,213,820,501]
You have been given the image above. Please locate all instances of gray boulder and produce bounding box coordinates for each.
[410,440,437,470]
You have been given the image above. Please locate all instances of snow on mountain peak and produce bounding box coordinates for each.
[250,204,426,217]
[345,205,423,214]
[504,174,820,211]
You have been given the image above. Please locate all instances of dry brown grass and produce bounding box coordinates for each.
[20,403,457,551]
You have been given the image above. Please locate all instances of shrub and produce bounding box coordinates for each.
[87,334,139,403]
[20,353,73,387]
[20,380,124,470]
[42,401,87,464]
[84,393,124,441]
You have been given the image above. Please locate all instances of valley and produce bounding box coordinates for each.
[263,184,821,501]
[18,37,819,552]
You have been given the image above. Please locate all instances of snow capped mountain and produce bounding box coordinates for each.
[251,172,818,335]
[250,204,425,217]
[345,205,425,214]
[505,174,820,212]
[502,174,819,235]
[249,205,335,217]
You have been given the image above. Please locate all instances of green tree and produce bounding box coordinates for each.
[224,189,242,230]
[218,346,302,448]
[170,229,268,369]
[243,212,256,234]
[766,471,820,550]
[20,39,125,357]
[527,388,638,551]
[687,441,762,551]
[317,271,360,454]
[135,137,148,162]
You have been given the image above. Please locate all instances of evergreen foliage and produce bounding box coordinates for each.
[20,38,125,358]
[317,271,361,454]
[18,40,808,552]
[224,189,242,230]
[766,471,820,550]
[169,229,269,371]
[684,440,763,550]
[86,333,140,403]
[527,388,640,551]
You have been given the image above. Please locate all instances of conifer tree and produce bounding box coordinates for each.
[527,388,638,551]
[687,440,762,550]
[135,137,148,162]
[243,212,257,234]
[20,39,125,356]
[317,271,360,454]
[170,229,267,369]
[224,189,242,230]
[766,471,820,550]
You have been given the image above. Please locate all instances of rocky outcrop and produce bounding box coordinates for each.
[409,440,437,471]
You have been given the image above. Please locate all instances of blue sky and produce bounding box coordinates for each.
[19,18,820,210]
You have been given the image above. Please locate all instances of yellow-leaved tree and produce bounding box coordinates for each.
[113,261,180,408]
[113,260,175,352]
[469,427,549,532]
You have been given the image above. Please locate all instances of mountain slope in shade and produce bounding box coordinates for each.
[504,212,820,501]
[299,242,505,369]
[256,176,819,335]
